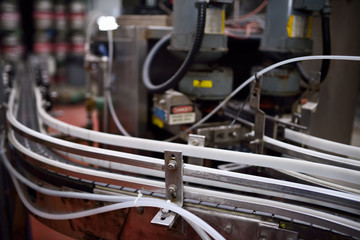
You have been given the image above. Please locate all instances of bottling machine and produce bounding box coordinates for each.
[1,0,360,239]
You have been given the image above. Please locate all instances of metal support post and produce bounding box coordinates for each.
[249,75,265,154]
[187,134,205,166]
[151,150,184,227]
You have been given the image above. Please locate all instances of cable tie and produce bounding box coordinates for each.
[134,190,143,207]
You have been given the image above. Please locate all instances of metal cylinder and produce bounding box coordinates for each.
[260,0,314,54]
[169,0,228,63]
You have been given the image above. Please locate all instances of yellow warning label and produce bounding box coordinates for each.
[287,15,294,38]
[152,115,164,129]
[193,80,213,88]
[221,9,225,34]
[287,15,312,38]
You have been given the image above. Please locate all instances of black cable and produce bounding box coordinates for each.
[297,3,331,83]
[319,10,331,82]
[143,2,207,93]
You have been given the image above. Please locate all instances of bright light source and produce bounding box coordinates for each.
[97,16,119,31]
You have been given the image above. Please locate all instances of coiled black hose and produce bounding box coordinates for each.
[142,2,207,93]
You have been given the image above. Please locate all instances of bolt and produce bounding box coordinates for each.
[168,184,177,198]
[167,160,178,171]
[161,208,170,220]
[224,225,232,233]
[191,139,199,146]
[136,207,144,214]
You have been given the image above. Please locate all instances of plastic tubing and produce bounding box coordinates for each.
[180,55,360,135]
[12,132,360,213]
[279,170,360,195]
[7,167,221,240]
[142,2,207,93]
[0,136,215,240]
[23,86,360,185]
[1,144,133,202]
[284,128,360,160]
[3,134,360,236]
[105,30,131,136]
[264,136,360,169]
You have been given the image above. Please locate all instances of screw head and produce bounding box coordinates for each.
[136,207,144,214]
[191,139,199,146]
[224,225,232,233]
[168,184,177,198]
[167,160,178,171]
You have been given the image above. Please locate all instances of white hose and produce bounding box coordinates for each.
[1,146,133,202]
[180,55,360,135]
[0,139,215,240]
[8,169,220,240]
[13,88,360,185]
[284,128,360,160]
[142,33,172,90]
[263,136,360,169]
[10,128,360,213]
[105,29,131,136]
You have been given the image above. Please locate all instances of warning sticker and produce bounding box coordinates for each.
[171,105,194,114]
[193,80,213,88]
[287,15,312,38]
[169,112,196,125]
[169,105,195,125]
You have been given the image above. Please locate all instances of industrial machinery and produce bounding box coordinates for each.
[1,0,360,239]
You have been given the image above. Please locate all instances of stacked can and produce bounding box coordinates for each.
[68,0,85,56]
[54,0,68,83]
[0,0,24,61]
[33,0,54,55]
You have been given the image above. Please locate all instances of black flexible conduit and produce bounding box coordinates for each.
[298,3,331,83]
[142,2,207,93]
[319,9,331,82]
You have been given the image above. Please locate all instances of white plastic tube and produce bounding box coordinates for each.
[264,136,360,169]
[142,33,171,91]
[11,131,360,213]
[105,30,131,136]
[10,172,221,240]
[1,145,134,203]
[0,139,214,240]
[7,130,166,190]
[183,55,360,134]
[284,128,360,160]
[8,88,360,185]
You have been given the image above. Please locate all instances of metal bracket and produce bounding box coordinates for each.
[150,209,177,227]
[292,71,320,132]
[249,75,265,154]
[152,150,183,227]
[187,134,205,166]
[164,150,184,206]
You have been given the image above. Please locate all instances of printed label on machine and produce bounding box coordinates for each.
[169,105,196,125]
